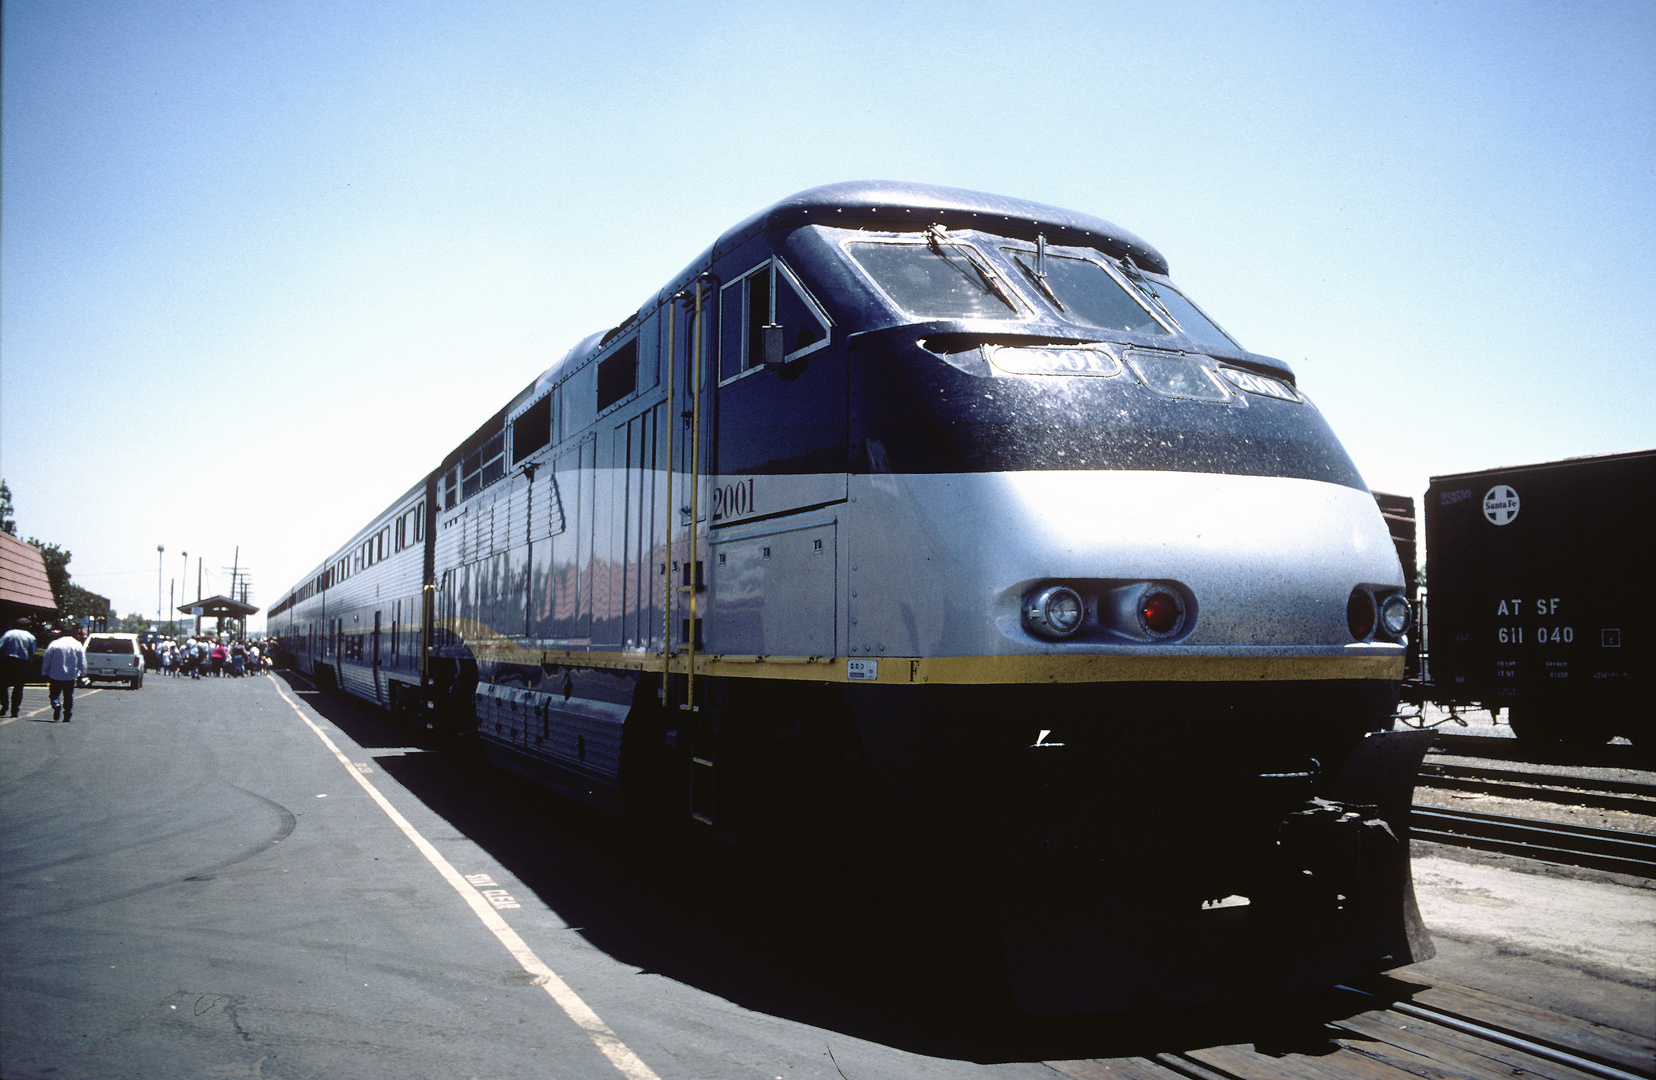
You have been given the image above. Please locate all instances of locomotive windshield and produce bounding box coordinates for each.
[1004,249,1168,336]
[846,240,1019,318]
[847,229,1241,353]
[1129,277,1237,351]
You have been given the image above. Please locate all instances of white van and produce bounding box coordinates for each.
[85,633,144,688]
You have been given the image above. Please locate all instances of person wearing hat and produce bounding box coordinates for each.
[42,628,86,722]
[0,618,36,718]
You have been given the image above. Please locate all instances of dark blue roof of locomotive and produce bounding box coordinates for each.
[535,182,1186,399]
[714,181,1170,275]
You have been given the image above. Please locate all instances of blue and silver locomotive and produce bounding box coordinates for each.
[271,181,1430,1013]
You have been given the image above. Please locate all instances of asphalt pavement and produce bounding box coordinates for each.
[2,673,1650,1079]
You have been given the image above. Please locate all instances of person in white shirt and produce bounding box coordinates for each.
[42,629,86,723]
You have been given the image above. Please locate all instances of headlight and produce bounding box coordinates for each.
[1024,585,1085,640]
[1380,593,1412,638]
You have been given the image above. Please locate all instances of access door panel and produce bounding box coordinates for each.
[707,521,836,657]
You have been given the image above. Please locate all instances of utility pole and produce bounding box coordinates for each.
[222,548,256,640]
[157,544,164,624]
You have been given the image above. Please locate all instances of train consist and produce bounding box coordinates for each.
[1410,450,1654,747]
[270,181,1431,1013]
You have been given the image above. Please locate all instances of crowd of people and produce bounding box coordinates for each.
[147,636,270,679]
[0,622,276,724]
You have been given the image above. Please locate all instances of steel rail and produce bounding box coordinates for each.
[1417,762,1656,815]
[1335,984,1654,1080]
[1429,731,1652,768]
[1410,805,1656,876]
[1422,761,1656,798]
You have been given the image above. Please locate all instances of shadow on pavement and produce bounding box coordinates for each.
[274,672,1389,1065]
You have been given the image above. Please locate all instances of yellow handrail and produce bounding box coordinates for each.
[682,278,705,712]
[661,298,676,692]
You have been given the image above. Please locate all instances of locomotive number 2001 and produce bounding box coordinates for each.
[712,478,756,522]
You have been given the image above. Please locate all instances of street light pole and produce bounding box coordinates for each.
[180,551,187,633]
[157,544,164,627]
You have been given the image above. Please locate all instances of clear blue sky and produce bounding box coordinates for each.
[3,0,1652,628]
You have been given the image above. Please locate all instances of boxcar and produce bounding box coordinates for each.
[1424,449,1655,746]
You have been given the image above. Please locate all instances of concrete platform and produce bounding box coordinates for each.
[3,675,1650,1079]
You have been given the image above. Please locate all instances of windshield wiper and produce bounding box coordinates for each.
[927,224,1018,312]
[1014,236,1066,313]
[1111,253,1181,329]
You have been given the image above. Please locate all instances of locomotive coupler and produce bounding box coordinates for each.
[1275,796,1399,900]
[1311,727,1437,967]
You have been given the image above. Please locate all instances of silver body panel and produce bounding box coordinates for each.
[839,468,1404,660]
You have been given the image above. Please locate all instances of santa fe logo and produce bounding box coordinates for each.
[1483,485,1520,526]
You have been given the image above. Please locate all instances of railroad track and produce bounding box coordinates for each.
[1429,731,1652,768]
[1410,805,1656,876]
[1046,975,1655,1080]
[1330,981,1653,1080]
[1418,761,1656,815]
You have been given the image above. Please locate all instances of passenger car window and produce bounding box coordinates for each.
[847,240,1020,319]
[462,430,505,499]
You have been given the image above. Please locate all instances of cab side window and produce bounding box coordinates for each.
[718,259,831,384]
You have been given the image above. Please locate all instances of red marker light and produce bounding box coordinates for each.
[1347,589,1376,640]
[1140,590,1183,635]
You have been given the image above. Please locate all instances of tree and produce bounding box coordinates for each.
[61,584,108,620]
[0,479,15,535]
[21,537,111,622]
[116,612,151,633]
[27,539,71,608]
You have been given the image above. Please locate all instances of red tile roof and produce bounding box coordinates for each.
[0,533,57,612]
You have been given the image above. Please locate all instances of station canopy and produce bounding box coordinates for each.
[179,595,260,619]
